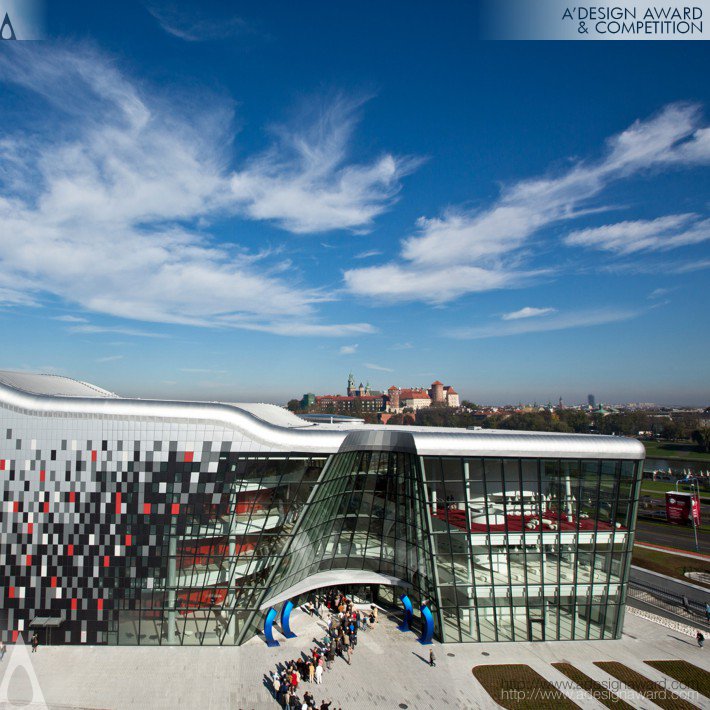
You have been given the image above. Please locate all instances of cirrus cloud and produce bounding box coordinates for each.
[345,103,710,304]
[564,213,710,254]
[501,306,556,321]
[0,44,405,337]
[230,95,420,234]
[451,308,640,340]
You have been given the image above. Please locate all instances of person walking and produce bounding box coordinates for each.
[697,631,705,648]
[346,645,353,665]
[429,648,436,667]
[371,605,379,624]
[308,661,315,684]
[315,662,323,684]
[31,633,39,653]
[0,640,6,661]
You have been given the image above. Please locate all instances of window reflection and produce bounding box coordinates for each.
[423,456,639,642]
[115,452,639,645]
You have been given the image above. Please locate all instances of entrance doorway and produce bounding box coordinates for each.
[528,616,545,641]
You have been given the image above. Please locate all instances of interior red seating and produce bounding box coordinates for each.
[234,489,272,515]
[176,539,256,569]
[432,505,621,532]
[177,587,227,613]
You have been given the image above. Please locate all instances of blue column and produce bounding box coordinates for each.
[264,607,279,647]
[419,603,434,644]
[280,600,296,638]
[399,594,414,632]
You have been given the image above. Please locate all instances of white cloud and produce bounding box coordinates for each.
[339,344,358,355]
[502,306,556,321]
[565,214,710,254]
[601,257,710,276]
[216,319,376,337]
[147,3,249,42]
[53,315,88,323]
[180,367,227,374]
[96,354,124,363]
[230,95,419,234]
[0,44,381,337]
[345,103,710,303]
[365,362,393,372]
[354,250,382,259]
[68,325,168,338]
[648,287,673,299]
[0,286,36,307]
[669,259,710,274]
[344,263,545,304]
[451,308,640,340]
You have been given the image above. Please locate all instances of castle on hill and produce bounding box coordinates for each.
[300,373,459,415]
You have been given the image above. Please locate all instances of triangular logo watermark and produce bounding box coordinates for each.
[0,633,49,709]
[0,13,17,40]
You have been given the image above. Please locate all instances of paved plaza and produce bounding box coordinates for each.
[1,608,709,709]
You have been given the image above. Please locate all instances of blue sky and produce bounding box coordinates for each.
[0,1,709,405]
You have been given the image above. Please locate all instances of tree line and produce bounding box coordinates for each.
[287,398,710,451]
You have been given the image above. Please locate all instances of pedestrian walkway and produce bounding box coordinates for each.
[1,608,709,709]
[635,542,710,560]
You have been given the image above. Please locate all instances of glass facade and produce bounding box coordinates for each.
[262,449,437,618]
[0,388,643,647]
[425,456,640,642]
[109,455,326,646]
[244,451,641,644]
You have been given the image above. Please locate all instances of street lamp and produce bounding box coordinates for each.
[676,477,701,553]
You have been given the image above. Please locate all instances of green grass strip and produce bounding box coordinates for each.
[472,663,579,710]
[594,661,697,710]
[552,662,635,709]
[645,660,710,700]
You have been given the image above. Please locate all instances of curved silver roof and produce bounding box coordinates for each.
[0,371,645,459]
[0,370,118,398]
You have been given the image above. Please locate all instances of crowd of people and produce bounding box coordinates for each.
[268,590,379,709]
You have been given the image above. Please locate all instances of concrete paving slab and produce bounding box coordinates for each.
[1,609,709,710]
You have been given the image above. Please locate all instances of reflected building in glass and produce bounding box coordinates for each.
[0,372,644,646]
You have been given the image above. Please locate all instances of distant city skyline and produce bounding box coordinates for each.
[0,3,708,406]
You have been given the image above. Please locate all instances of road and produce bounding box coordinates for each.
[635,517,708,553]
[630,566,710,603]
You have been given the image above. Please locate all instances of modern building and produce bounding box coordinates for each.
[0,371,645,647]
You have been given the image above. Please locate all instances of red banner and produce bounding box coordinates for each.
[665,492,701,525]
[691,494,702,525]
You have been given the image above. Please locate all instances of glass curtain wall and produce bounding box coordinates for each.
[106,450,640,646]
[425,456,640,643]
[261,449,438,627]
[108,455,325,645]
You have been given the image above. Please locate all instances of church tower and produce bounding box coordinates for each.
[347,372,355,396]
